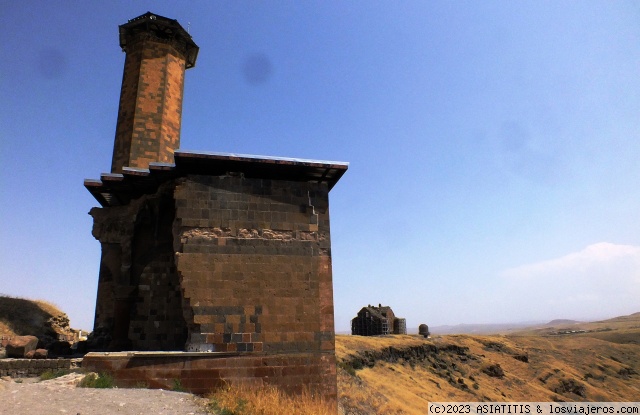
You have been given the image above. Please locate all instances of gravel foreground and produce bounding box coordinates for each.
[0,374,211,415]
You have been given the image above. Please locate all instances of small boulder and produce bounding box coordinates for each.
[33,349,48,359]
[482,363,505,378]
[6,335,39,358]
[513,354,529,363]
[553,378,586,398]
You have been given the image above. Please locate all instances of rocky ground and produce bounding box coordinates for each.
[0,373,211,415]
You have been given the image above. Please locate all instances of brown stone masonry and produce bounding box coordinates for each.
[90,174,336,358]
[174,175,335,356]
[87,11,343,405]
[111,14,197,174]
[82,352,337,399]
[90,183,187,351]
[0,358,82,378]
[88,173,338,401]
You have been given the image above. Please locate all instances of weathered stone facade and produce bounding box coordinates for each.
[111,12,198,174]
[351,305,406,336]
[175,175,334,355]
[83,352,335,397]
[91,182,185,351]
[90,173,337,357]
[84,12,346,402]
[87,156,345,400]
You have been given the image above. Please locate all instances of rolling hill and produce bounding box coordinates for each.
[336,313,639,414]
[0,295,77,344]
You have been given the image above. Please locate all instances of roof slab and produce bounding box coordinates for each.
[85,150,348,207]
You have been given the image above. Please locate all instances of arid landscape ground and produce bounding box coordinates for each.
[1,296,638,414]
[336,313,640,414]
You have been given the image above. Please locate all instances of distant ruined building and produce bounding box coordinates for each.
[351,304,406,336]
[82,12,347,401]
[418,323,430,338]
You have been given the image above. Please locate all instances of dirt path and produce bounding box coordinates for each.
[0,374,211,415]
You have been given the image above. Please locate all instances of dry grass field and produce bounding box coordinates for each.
[207,384,335,414]
[336,314,639,414]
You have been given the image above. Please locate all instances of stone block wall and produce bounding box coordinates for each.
[173,174,335,356]
[0,358,82,378]
[393,317,407,335]
[88,173,338,400]
[128,253,186,349]
[91,174,337,359]
[111,36,187,173]
[91,184,187,351]
[83,352,336,399]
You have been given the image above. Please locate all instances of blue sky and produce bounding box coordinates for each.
[1,2,639,332]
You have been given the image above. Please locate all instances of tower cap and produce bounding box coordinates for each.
[119,11,199,68]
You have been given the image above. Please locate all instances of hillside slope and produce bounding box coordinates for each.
[513,312,640,343]
[336,318,639,414]
[0,295,77,344]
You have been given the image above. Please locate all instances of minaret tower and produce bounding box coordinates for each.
[111,12,198,174]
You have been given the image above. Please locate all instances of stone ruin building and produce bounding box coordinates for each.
[419,323,430,338]
[82,12,347,401]
[351,304,406,336]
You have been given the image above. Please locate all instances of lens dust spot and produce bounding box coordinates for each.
[242,53,273,85]
[36,48,68,79]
